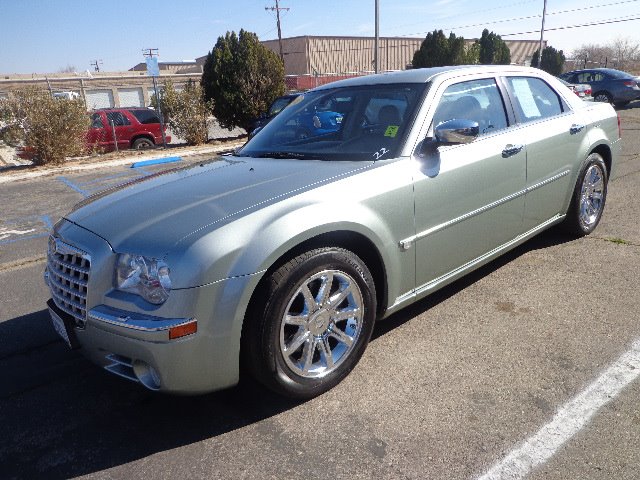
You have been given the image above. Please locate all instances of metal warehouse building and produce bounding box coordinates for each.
[256,36,545,89]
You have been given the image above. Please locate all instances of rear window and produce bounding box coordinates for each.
[129,109,160,124]
[604,69,635,79]
[105,111,131,126]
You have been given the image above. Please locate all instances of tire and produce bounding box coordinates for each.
[242,247,377,399]
[131,137,154,150]
[593,92,612,104]
[562,152,608,236]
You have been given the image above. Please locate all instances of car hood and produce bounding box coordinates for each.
[65,156,372,255]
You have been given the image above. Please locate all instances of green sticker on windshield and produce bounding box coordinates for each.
[384,125,399,137]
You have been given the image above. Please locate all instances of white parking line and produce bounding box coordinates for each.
[477,340,640,480]
[0,228,36,240]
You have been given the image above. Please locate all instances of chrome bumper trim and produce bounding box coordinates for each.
[88,305,195,332]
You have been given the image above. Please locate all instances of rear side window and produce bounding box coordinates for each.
[130,109,160,124]
[105,111,131,126]
[506,77,563,123]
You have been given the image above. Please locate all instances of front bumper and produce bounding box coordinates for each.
[46,219,261,395]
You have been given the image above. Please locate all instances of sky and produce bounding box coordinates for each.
[1,0,640,74]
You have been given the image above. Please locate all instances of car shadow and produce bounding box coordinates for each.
[0,228,575,479]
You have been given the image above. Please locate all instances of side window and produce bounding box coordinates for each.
[130,109,160,124]
[91,113,103,129]
[105,111,131,126]
[593,73,605,82]
[432,78,508,135]
[576,72,592,83]
[506,77,563,123]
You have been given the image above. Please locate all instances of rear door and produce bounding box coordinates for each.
[503,76,583,230]
[105,110,135,149]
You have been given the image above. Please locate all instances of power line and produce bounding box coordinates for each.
[398,0,640,38]
[390,0,538,32]
[439,0,640,33]
[500,14,640,37]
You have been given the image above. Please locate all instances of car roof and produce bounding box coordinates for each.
[566,68,631,75]
[312,65,546,90]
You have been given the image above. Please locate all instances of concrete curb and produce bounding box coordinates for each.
[0,142,245,185]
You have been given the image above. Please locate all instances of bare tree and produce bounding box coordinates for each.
[569,37,640,72]
[57,64,77,73]
[610,37,640,70]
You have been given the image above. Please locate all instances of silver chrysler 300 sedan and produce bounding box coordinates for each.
[45,66,620,399]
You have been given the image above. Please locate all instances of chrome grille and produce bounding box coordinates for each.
[47,236,91,327]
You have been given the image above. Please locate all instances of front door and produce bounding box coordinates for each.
[412,77,526,293]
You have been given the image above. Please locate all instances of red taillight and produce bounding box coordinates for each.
[584,88,592,95]
[623,80,635,87]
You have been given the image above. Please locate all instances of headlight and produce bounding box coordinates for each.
[116,254,171,305]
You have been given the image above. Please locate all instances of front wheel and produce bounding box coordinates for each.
[242,247,377,399]
[562,153,608,236]
[593,92,613,104]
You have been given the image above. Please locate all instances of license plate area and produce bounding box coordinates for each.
[47,299,80,349]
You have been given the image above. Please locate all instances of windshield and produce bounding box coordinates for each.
[238,83,427,161]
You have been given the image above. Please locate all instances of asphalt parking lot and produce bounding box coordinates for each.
[0,106,639,479]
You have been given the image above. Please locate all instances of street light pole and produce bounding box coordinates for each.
[537,0,547,67]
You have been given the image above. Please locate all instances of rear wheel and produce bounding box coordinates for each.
[242,247,376,399]
[132,137,154,150]
[562,152,608,236]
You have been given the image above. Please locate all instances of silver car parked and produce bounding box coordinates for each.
[45,65,621,399]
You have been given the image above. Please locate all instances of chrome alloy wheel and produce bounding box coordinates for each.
[579,164,605,229]
[279,269,363,378]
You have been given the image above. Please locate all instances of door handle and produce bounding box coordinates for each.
[570,124,585,134]
[502,144,523,158]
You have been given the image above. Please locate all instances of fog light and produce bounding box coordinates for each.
[132,360,161,390]
[169,320,197,340]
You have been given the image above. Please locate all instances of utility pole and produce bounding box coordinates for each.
[537,0,547,68]
[374,0,379,73]
[265,0,289,64]
[142,48,167,148]
[90,59,103,72]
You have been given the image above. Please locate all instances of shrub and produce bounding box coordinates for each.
[201,29,285,132]
[0,87,89,165]
[161,79,212,145]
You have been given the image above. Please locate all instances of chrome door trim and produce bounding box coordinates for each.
[391,213,566,312]
[399,169,570,250]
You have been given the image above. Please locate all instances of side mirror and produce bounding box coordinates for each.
[434,118,479,145]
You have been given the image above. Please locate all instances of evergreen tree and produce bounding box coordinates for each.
[412,30,470,68]
[478,29,511,65]
[531,46,566,76]
[201,30,285,132]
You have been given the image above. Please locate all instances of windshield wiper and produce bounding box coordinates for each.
[257,151,322,160]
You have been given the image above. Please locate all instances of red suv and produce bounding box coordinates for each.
[88,108,171,151]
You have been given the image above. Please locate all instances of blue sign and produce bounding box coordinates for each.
[146,57,160,77]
